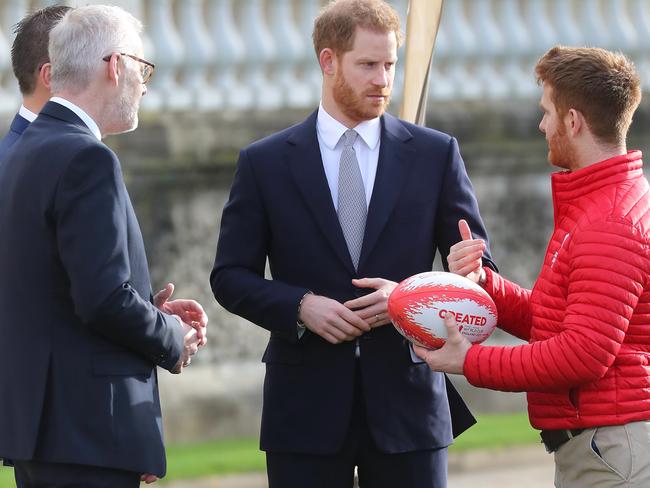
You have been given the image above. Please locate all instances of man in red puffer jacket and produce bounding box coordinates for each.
[415,46,650,488]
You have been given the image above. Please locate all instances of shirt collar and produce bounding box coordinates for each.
[50,96,102,141]
[317,103,381,150]
[19,105,38,123]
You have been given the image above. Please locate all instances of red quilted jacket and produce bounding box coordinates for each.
[464,151,650,430]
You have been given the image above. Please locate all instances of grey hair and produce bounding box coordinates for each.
[49,5,142,93]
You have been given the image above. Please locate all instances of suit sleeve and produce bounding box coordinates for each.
[55,144,183,371]
[434,137,497,272]
[210,149,310,343]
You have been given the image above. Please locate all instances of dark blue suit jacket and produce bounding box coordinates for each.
[0,113,30,161]
[0,102,184,476]
[211,111,495,454]
[0,112,30,469]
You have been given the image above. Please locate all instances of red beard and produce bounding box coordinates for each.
[548,124,577,170]
[332,70,390,124]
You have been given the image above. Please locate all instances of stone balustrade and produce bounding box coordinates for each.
[2,0,650,115]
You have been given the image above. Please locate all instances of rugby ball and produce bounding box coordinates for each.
[388,271,497,349]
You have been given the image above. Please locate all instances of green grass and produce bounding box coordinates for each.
[449,412,539,452]
[0,467,12,488]
[159,411,538,482]
[0,412,538,485]
[162,437,265,482]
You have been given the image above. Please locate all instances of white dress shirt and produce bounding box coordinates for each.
[316,103,381,209]
[50,96,102,141]
[18,105,38,123]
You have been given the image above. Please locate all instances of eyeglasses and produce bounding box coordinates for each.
[102,52,155,84]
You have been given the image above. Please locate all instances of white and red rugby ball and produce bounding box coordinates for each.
[388,271,497,349]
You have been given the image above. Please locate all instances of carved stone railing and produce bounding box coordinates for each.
[2,0,650,115]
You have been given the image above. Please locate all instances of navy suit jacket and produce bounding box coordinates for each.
[0,113,30,161]
[0,102,184,476]
[211,111,495,454]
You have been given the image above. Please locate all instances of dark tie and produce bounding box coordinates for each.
[337,129,367,270]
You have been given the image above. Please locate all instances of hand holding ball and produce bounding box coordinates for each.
[388,271,497,349]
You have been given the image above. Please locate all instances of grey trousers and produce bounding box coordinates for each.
[554,421,650,487]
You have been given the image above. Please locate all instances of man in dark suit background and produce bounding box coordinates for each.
[0,5,71,160]
[210,1,495,487]
[0,4,71,472]
[0,5,207,487]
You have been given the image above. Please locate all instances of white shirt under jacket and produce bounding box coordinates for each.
[316,103,381,209]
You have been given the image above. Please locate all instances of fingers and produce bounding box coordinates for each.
[307,308,369,344]
[174,299,208,319]
[197,326,208,347]
[458,219,473,241]
[173,325,201,373]
[168,300,208,346]
[443,312,463,343]
[301,294,375,344]
[448,247,484,275]
[448,241,485,259]
[339,307,371,332]
[140,474,159,484]
[165,299,209,327]
[413,344,433,361]
[345,278,396,310]
[448,240,485,277]
[351,277,386,289]
[410,314,471,375]
[350,307,390,327]
[188,320,208,346]
[345,279,384,310]
[368,312,390,328]
[153,282,174,308]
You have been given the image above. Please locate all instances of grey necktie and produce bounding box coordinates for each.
[337,129,367,270]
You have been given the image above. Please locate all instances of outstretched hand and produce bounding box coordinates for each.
[447,219,486,284]
[412,313,472,375]
[154,283,208,346]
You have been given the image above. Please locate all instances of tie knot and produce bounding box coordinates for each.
[342,129,358,148]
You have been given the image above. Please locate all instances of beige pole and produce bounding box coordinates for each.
[399,0,444,125]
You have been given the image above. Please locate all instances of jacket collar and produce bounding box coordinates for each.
[39,100,99,140]
[551,150,644,214]
[9,113,30,136]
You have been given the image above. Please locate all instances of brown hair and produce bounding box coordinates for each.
[312,0,403,59]
[535,46,641,146]
[11,5,72,95]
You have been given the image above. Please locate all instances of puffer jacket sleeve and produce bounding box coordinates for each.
[465,219,650,393]
[483,267,533,341]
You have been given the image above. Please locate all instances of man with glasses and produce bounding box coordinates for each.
[0,5,71,161]
[0,5,206,487]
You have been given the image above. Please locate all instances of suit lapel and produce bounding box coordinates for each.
[285,111,356,273]
[359,114,415,270]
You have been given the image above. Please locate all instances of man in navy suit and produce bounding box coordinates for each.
[0,5,207,487]
[0,5,71,160]
[210,1,495,487]
[0,5,71,471]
